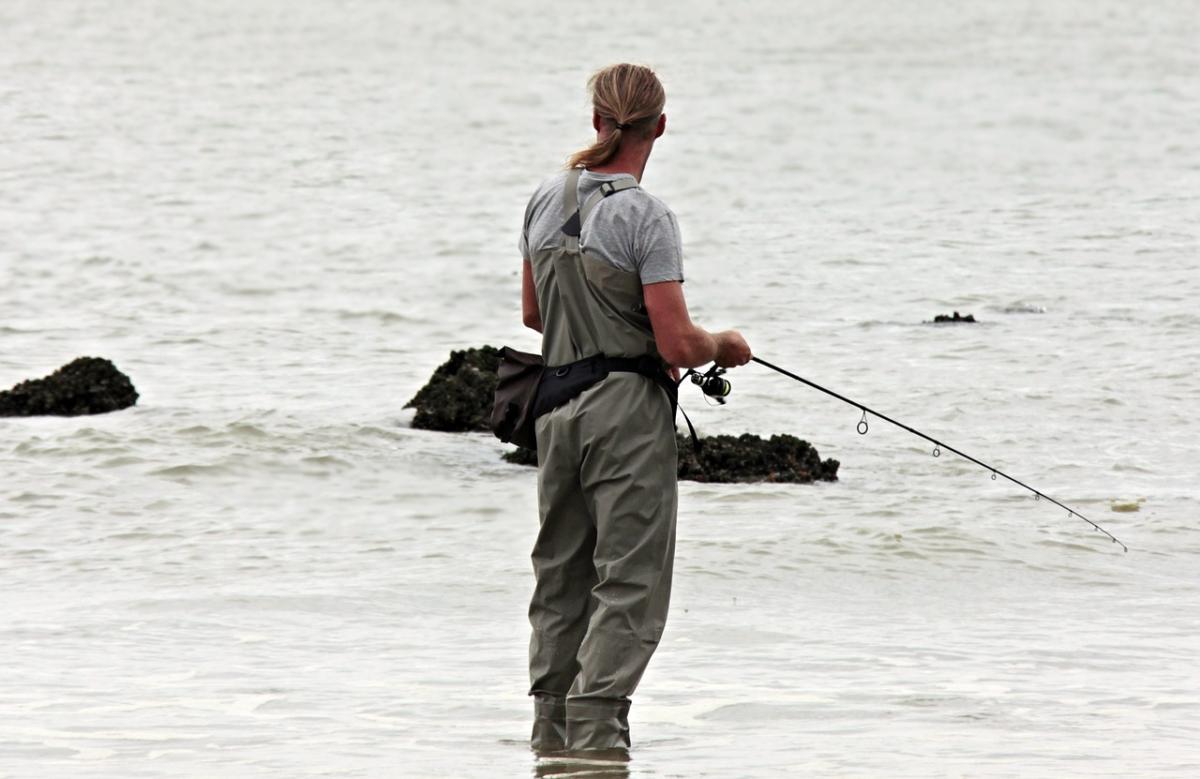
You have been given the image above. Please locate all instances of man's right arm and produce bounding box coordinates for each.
[643,281,750,369]
[522,259,542,333]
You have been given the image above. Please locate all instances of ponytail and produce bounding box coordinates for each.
[566,64,665,169]
[567,126,625,170]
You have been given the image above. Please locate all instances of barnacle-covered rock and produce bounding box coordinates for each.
[0,357,138,417]
[413,346,840,484]
[676,432,838,483]
[505,433,838,484]
[405,346,501,432]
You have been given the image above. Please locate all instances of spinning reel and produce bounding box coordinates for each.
[689,364,732,404]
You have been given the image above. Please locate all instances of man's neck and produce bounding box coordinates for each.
[587,142,652,182]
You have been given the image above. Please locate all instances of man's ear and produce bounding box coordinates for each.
[593,110,603,132]
[655,113,667,139]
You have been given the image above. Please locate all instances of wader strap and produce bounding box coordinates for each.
[579,177,639,229]
[560,175,638,242]
[560,169,583,251]
[563,168,582,219]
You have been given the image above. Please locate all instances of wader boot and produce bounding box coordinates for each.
[527,169,678,752]
[530,693,567,752]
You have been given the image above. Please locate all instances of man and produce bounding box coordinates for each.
[519,63,751,755]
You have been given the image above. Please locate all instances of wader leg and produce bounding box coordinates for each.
[565,698,632,751]
[566,380,678,750]
[528,414,597,748]
[530,693,568,752]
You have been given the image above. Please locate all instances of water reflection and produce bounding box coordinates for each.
[532,748,630,778]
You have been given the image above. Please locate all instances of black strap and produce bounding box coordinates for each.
[602,356,676,408]
[676,403,701,454]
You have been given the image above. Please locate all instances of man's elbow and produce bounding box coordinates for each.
[523,312,543,333]
[657,331,711,369]
[657,342,687,367]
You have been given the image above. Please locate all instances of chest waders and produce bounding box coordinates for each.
[527,169,679,753]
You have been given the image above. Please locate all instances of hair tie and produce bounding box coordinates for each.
[615,121,633,131]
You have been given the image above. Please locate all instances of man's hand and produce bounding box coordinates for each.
[714,330,751,368]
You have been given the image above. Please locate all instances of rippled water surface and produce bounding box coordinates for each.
[2,1,1198,776]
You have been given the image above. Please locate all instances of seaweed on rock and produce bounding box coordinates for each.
[410,347,840,484]
[0,357,138,417]
[932,311,976,323]
[676,433,838,483]
[505,433,838,484]
[502,446,539,467]
[405,346,501,432]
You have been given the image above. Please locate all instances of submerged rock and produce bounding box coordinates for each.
[405,346,501,432]
[504,433,839,484]
[1000,302,1046,314]
[0,357,138,417]
[932,311,976,323]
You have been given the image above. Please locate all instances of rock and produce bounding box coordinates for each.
[676,433,838,483]
[412,347,840,485]
[405,346,501,432]
[504,433,839,484]
[0,357,138,417]
[933,311,976,323]
[502,446,538,467]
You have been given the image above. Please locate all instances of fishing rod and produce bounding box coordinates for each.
[694,358,1128,552]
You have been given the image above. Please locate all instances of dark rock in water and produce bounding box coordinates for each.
[933,311,976,323]
[413,346,840,485]
[503,446,538,467]
[504,433,839,484]
[405,346,501,432]
[0,357,138,417]
[676,433,839,483]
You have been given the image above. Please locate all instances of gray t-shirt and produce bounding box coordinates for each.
[518,170,684,284]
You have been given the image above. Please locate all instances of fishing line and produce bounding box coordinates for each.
[749,356,1128,553]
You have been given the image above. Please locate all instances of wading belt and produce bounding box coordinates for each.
[532,354,673,418]
[532,353,700,451]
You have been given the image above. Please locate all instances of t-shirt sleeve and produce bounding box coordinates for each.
[518,197,533,261]
[635,211,685,284]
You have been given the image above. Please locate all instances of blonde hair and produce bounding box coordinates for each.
[567,64,666,170]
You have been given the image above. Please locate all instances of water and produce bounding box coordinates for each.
[2,1,1198,776]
